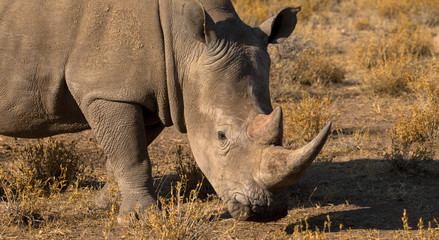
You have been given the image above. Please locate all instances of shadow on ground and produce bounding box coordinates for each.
[285,158,439,232]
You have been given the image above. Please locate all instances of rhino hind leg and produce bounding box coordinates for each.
[83,100,157,221]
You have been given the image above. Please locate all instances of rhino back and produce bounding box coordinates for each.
[66,0,170,128]
[0,0,168,137]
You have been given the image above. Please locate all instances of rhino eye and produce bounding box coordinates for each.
[217,131,227,141]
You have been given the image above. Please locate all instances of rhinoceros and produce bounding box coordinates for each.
[0,0,331,221]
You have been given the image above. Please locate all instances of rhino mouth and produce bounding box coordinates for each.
[225,189,289,221]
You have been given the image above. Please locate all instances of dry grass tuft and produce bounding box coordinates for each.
[271,37,345,87]
[385,146,433,177]
[0,166,72,228]
[282,92,335,144]
[231,0,337,26]
[122,178,221,239]
[354,17,436,96]
[390,88,439,148]
[370,0,439,26]
[0,139,84,228]
[355,20,434,70]
[353,18,372,31]
[11,138,84,189]
[273,49,345,86]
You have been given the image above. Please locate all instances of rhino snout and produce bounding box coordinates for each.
[227,199,252,221]
[226,189,289,222]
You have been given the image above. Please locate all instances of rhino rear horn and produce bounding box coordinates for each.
[257,122,332,190]
[247,107,283,145]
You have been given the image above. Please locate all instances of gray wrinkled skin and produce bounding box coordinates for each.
[0,0,330,222]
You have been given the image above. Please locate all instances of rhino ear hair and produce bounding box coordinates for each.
[259,7,300,44]
[183,0,218,44]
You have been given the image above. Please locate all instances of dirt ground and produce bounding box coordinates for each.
[1,91,439,239]
[1,0,439,239]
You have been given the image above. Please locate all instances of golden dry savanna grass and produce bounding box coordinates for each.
[2,0,439,239]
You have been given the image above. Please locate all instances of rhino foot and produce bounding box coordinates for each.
[117,191,157,224]
[94,181,115,209]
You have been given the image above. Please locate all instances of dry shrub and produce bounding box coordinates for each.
[293,0,332,22]
[122,178,221,239]
[289,50,345,85]
[355,17,435,96]
[272,45,345,86]
[231,0,336,25]
[365,57,419,96]
[353,18,372,31]
[0,166,69,228]
[385,146,433,176]
[12,138,83,189]
[231,0,275,26]
[390,89,439,148]
[282,92,335,144]
[387,87,439,176]
[355,20,433,69]
[271,38,345,86]
[369,0,439,26]
[0,139,84,228]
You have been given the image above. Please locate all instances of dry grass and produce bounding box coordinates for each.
[0,139,84,228]
[353,16,436,96]
[369,0,439,26]
[1,0,439,238]
[390,96,439,148]
[121,178,222,239]
[282,92,335,144]
[11,138,84,189]
[231,0,339,25]
[269,35,345,92]
[272,47,345,86]
[353,18,372,31]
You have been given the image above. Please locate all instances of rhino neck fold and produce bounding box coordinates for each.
[158,0,187,133]
[155,0,239,133]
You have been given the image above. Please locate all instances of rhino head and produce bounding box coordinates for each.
[177,1,331,221]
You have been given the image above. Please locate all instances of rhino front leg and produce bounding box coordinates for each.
[84,100,156,220]
[94,161,115,209]
[94,123,164,209]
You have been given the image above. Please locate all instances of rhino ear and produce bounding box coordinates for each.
[259,7,300,44]
[183,0,218,44]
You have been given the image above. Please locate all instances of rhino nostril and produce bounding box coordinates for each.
[228,202,252,221]
[239,205,251,220]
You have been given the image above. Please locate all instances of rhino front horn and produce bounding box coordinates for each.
[247,106,283,145]
[257,122,332,191]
